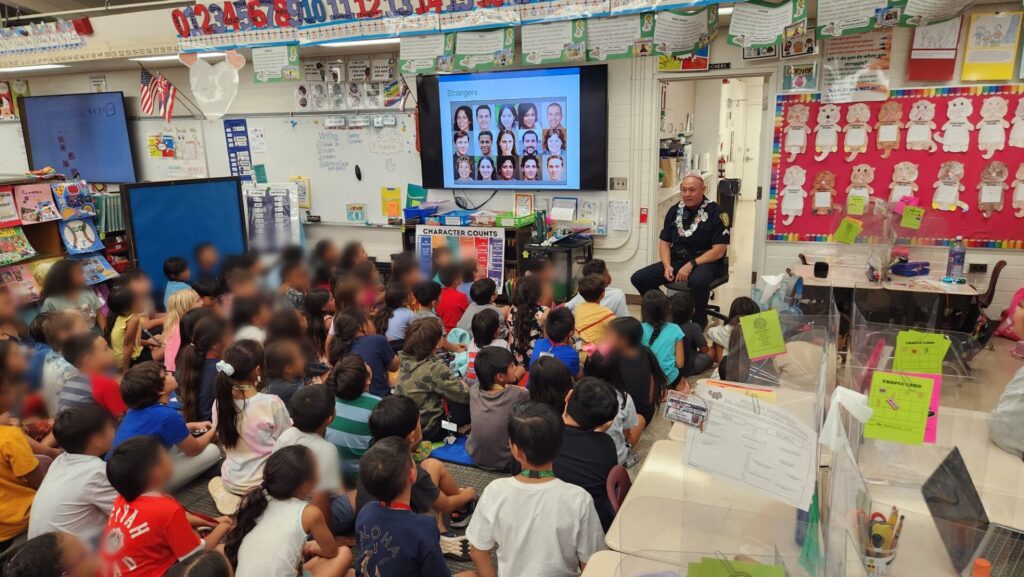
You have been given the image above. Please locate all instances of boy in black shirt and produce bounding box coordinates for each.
[670,292,713,376]
[552,377,619,530]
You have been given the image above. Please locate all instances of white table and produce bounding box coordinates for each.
[581,550,683,577]
[792,263,980,297]
[667,380,818,442]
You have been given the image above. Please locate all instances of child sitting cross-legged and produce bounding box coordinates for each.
[435,264,469,334]
[2,531,98,577]
[263,340,307,410]
[467,401,605,577]
[224,446,353,577]
[466,347,529,473]
[162,256,193,310]
[573,274,616,346]
[57,332,125,418]
[528,307,581,378]
[325,354,380,483]
[395,317,470,442]
[457,278,507,334]
[101,436,233,577]
[273,385,356,537]
[670,291,713,377]
[465,309,513,388]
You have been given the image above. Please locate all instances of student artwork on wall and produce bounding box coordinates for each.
[59,217,103,255]
[51,180,96,220]
[769,85,1024,248]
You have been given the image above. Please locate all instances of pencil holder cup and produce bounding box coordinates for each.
[865,547,897,577]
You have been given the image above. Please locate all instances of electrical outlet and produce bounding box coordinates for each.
[609,177,627,190]
[968,263,988,273]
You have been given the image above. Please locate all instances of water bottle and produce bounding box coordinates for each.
[946,236,966,280]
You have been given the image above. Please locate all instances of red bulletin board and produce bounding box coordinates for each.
[768,85,1024,249]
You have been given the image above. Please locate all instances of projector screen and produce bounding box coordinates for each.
[418,66,607,191]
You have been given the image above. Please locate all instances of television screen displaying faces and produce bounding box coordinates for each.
[419,67,607,191]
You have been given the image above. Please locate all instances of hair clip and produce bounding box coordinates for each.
[215,360,235,376]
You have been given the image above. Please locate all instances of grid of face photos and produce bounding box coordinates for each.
[450,99,568,185]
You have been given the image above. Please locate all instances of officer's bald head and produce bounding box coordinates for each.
[680,175,706,208]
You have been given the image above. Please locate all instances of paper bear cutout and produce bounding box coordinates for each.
[812,171,837,215]
[977,160,1009,218]
[180,50,246,121]
[814,104,842,161]
[888,161,920,213]
[977,96,1010,159]
[906,100,938,153]
[1010,98,1024,149]
[779,165,808,225]
[783,104,811,162]
[1012,163,1024,218]
[875,101,903,159]
[846,164,876,214]
[932,161,969,212]
[843,103,872,161]
[936,97,974,153]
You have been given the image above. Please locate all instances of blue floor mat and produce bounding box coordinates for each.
[429,436,477,467]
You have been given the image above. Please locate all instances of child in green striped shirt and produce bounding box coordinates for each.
[325,353,380,484]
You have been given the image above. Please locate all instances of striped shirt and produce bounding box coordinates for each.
[57,372,97,414]
[326,393,381,478]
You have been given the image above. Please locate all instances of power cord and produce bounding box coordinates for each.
[452,189,499,211]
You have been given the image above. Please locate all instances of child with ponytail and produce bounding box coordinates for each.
[374,282,415,350]
[162,288,200,373]
[176,316,232,422]
[211,340,292,500]
[640,290,685,390]
[223,446,352,577]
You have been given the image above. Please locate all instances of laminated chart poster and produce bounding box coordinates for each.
[416,225,505,294]
[586,15,652,60]
[823,30,891,103]
[454,28,515,71]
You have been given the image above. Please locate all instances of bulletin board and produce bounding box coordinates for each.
[769,85,1024,249]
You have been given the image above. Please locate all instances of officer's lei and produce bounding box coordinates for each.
[675,198,710,238]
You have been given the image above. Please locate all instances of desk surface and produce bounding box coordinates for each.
[793,264,979,296]
[581,551,682,577]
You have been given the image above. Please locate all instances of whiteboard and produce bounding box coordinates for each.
[203,114,420,224]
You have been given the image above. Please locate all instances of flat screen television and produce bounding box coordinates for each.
[418,66,608,191]
[19,92,137,183]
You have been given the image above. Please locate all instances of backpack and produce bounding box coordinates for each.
[995,286,1024,341]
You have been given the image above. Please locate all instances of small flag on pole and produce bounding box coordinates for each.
[156,74,177,122]
[139,68,157,115]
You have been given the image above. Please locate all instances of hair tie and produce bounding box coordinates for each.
[215,360,235,376]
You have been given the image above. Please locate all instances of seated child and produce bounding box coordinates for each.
[395,318,469,442]
[325,354,381,481]
[165,550,233,577]
[467,347,529,472]
[528,356,573,416]
[36,312,82,416]
[231,295,271,344]
[457,259,483,298]
[583,352,642,466]
[2,531,98,577]
[553,377,619,531]
[190,278,220,309]
[193,242,220,282]
[573,274,615,346]
[601,318,667,427]
[57,332,125,418]
[457,278,507,334]
[174,315,232,422]
[429,246,453,285]
[340,241,369,270]
[529,308,581,378]
[565,259,629,317]
[40,259,104,333]
[351,261,383,309]
[28,406,117,545]
[356,437,466,577]
[467,401,605,577]
[708,297,759,363]
[274,385,354,537]
[465,309,511,387]
[640,291,685,388]
[101,436,232,576]
[670,292,713,376]
[354,396,477,534]
[163,257,193,310]
[106,288,163,372]
[224,446,352,577]
[264,341,306,409]
[162,288,200,374]
[412,280,442,322]
[279,259,312,312]
[508,275,551,366]
[111,361,221,492]
[435,263,469,334]
[374,282,416,348]
[329,308,397,398]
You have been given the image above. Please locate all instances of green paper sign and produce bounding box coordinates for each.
[900,206,925,230]
[728,0,807,49]
[688,558,786,577]
[892,329,950,375]
[520,19,587,65]
[587,14,655,61]
[739,309,787,361]
[252,44,300,84]
[653,6,719,56]
[833,217,862,244]
[399,33,455,76]
[454,28,515,72]
[864,370,934,445]
[847,195,866,215]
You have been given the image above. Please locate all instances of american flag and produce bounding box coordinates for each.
[156,74,177,122]
[139,68,158,115]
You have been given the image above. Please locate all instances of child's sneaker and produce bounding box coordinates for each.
[439,532,471,561]
[449,500,475,528]
[1012,340,1024,360]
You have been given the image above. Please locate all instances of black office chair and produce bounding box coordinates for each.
[665,256,730,322]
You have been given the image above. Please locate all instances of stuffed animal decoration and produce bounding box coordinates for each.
[779,166,808,225]
[1010,98,1024,149]
[846,164,876,214]
[814,104,842,161]
[812,171,837,215]
[936,97,974,153]
[977,96,1010,159]
[932,161,969,212]
[843,103,872,161]
[874,101,903,158]
[888,161,920,209]
[977,161,1009,219]
[906,100,938,153]
[1012,163,1024,217]
[783,104,811,161]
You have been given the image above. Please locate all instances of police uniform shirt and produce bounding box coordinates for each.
[659,199,731,261]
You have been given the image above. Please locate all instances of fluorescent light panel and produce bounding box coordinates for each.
[0,64,70,73]
[130,52,225,62]
[321,38,400,48]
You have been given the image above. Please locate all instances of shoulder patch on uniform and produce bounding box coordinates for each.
[719,213,730,228]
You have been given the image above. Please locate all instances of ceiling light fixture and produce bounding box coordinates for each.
[130,52,225,62]
[0,64,70,73]
[321,38,400,48]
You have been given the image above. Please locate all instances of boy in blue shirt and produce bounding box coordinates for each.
[162,256,192,309]
[529,307,581,378]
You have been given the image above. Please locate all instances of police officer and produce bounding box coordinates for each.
[630,175,730,328]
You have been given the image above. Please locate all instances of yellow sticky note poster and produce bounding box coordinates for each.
[833,217,862,244]
[892,329,950,375]
[381,187,401,218]
[864,371,934,445]
[900,206,924,230]
[847,195,865,216]
[738,309,787,361]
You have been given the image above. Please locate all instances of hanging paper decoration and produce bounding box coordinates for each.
[906,100,938,153]
[652,6,718,57]
[932,161,969,212]
[813,104,842,161]
[888,161,920,211]
[59,218,104,255]
[846,164,877,215]
[843,103,872,161]
[936,97,974,153]
[779,165,807,225]
[180,50,245,121]
[812,171,837,215]
[977,161,1009,219]
[727,0,806,49]
[1013,163,1024,218]
[51,180,96,220]
[783,104,811,161]
[874,101,903,158]
[399,33,455,75]
[977,96,1010,159]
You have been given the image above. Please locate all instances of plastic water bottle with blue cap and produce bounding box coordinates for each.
[944,236,966,284]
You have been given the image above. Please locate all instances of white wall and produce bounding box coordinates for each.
[659,80,695,139]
